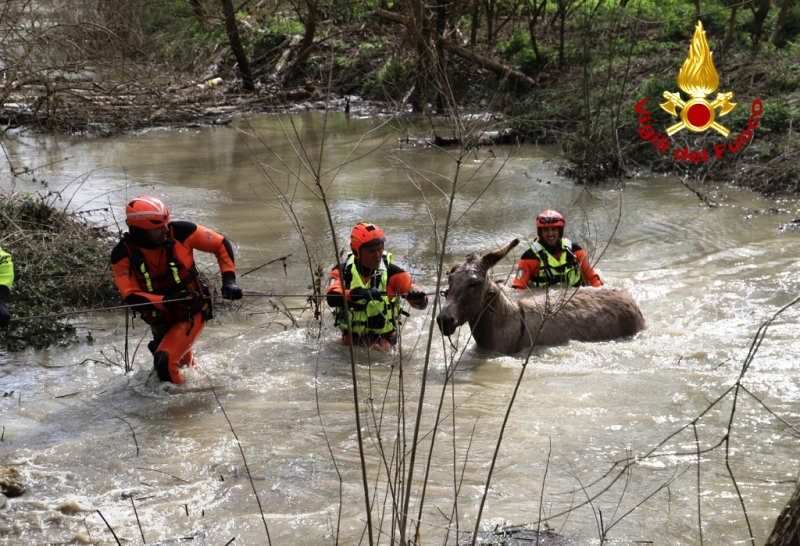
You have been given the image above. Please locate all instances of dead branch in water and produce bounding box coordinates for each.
[116,417,139,458]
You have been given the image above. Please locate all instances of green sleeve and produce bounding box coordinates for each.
[0,246,14,289]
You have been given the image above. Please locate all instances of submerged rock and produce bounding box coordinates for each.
[0,466,25,498]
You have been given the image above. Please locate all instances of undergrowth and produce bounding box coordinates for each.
[0,191,119,351]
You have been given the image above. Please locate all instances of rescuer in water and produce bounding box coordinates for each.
[111,195,242,384]
[512,209,602,290]
[326,222,428,351]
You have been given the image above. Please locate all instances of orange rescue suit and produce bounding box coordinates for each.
[111,221,236,384]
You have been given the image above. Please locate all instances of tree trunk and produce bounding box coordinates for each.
[219,0,255,91]
[404,0,431,112]
[557,0,566,66]
[483,0,495,43]
[282,0,319,84]
[723,4,738,48]
[434,0,451,112]
[187,0,206,26]
[750,0,771,44]
[524,0,547,68]
[769,0,791,44]
[470,0,480,45]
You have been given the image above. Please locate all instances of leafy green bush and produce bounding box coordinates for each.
[377,56,407,86]
[139,0,194,36]
[136,0,224,69]
[362,77,377,97]
[500,29,529,55]
[515,47,542,73]
[777,6,800,46]
[764,60,800,92]
[657,14,695,42]
[754,100,798,136]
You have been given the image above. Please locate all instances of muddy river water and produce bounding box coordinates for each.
[1,112,800,545]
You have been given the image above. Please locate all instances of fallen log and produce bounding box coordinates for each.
[441,41,536,89]
[372,9,536,89]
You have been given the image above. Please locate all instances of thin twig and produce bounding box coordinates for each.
[117,416,139,457]
[132,467,190,484]
[130,496,146,544]
[95,510,122,546]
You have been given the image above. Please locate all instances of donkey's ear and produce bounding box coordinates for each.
[481,239,520,269]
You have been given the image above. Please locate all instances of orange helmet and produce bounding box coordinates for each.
[125,195,171,229]
[350,222,385,257]
[536,209,565,228]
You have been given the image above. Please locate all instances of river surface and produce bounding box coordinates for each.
[1,113,800,546]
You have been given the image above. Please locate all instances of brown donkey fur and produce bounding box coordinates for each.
[436,239,646,354]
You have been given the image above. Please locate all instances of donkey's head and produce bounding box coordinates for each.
[436,239,520,336]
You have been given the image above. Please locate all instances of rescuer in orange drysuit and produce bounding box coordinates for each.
[326,222,428,351]
[512,209,602,290]
[111,195,242,384]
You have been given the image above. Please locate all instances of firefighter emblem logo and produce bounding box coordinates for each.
[660,21,737,137]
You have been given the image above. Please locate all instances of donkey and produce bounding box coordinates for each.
[435,239,646,354]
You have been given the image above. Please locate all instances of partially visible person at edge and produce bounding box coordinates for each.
[326,222,428,351]
[512,209,603,290]
[0,247,13,328]
[111,196,242,385]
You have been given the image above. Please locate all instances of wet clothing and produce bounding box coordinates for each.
[512,237,602,290]
[326,252,426,346]
[0,247,13,328]
[111,221,237,383]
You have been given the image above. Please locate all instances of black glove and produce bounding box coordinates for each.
[349,287,382,303]
[221,280,243,300]
[0,300,9,328]
[405,289,427,306]
[163,289,202,308]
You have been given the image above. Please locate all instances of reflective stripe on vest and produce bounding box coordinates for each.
[123,234,196,295]
[334,252,397,336]
[122,234,199,319]
[139,258,181,293]
[527,238,583,288]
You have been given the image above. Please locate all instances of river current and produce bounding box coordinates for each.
[1,112,800,545]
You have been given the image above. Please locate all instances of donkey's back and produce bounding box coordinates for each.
[520,288,646,347]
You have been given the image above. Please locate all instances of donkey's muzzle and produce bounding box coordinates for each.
[436,309,458,336]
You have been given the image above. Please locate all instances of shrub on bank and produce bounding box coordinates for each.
[0,191,119,351]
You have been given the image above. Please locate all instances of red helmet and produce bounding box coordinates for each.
[350,222,386,257]
[536,209,565,229]
[125,195,171,229]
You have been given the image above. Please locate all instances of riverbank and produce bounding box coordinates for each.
[0,191,119,350]
[0,4,797,195]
